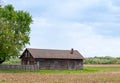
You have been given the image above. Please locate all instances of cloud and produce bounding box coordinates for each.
[29,17,120,57]
[4,0,120,57]
[92,22,120,37]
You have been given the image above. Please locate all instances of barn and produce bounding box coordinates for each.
[20,48,84,70]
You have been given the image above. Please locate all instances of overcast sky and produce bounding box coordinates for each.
[4,0,120,57]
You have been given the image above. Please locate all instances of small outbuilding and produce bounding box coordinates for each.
[20,48,84,70]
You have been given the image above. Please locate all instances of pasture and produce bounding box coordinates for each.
[0,64,120,83]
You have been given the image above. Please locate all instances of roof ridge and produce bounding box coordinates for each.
[26,48,77,51]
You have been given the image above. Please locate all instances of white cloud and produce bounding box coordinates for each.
[29,18,120,57]
[4,0,120,57]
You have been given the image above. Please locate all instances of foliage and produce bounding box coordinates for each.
[84,56,120,64]
[3,57,20,64]
[0,4,32,63]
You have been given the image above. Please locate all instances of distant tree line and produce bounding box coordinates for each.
[84,56,120,64]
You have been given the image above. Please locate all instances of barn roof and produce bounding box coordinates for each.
[21,48,84,59]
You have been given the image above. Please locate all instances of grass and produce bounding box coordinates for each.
[0,64,120,74]
[0,66,99,74]
[37,68,100,74]
[37,65,120,74]
[0,64,120,83]
[0,69,26,73]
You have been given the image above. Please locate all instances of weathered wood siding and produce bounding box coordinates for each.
[35,59,83,70]
[21,50,35,65]
[0,64,39,71]
[20,49,83,70]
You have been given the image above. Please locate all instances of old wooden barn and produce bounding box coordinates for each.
[20,48,84,70]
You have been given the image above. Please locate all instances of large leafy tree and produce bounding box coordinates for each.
[0,4,32,64]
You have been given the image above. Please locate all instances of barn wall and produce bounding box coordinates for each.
[21,50,35,65]
[35,59,83,70]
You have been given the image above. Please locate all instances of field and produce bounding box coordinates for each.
[0,64,120,83]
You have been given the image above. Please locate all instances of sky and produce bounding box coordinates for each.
[3,0,120,57]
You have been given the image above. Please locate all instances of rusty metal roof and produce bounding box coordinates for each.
[24,48,84,59]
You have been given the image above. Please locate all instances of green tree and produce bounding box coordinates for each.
[0,4,32,64]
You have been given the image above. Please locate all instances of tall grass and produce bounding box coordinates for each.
[1,65,120,83]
